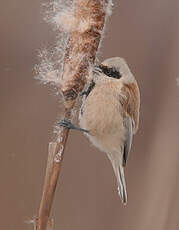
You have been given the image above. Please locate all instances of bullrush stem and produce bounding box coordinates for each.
[36,1,109,229]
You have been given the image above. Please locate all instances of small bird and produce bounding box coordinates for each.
[60,57,140,204]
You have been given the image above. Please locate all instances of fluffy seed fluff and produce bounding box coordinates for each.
[53,6,96,34]
[25,217,54,230]
[36,0,113,89]
[25,218,37,230]
[35,32,69,87]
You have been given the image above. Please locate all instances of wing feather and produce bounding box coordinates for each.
[119,82,140,166]
[122,116,133,167]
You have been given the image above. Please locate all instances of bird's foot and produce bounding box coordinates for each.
[58,119,89,133]
[93,66,103,75]
[80,90,88,96]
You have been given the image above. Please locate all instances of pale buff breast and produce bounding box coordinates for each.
[79,81,126,154]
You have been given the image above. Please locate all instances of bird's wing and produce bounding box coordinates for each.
[121,82,140,133]
[122,116,133,167]
[119,82,140,166]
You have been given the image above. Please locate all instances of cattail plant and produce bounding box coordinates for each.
[35,0,113,229]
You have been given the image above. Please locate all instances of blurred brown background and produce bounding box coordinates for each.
[1,0,179,230]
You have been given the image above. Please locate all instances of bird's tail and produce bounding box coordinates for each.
[107,153,127,205]
[116,165,127,205]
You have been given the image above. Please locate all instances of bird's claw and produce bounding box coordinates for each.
[80,91,87,96]
[58,119,75,129]
[93,66,103,75]
[58,119,89,133]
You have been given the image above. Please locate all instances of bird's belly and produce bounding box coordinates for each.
[79,89,125,153]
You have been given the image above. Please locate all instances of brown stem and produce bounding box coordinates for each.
[36,0,109,229]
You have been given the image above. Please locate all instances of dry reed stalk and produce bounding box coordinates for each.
[36,0,110,229]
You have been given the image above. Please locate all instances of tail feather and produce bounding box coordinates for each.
[116,165,127,205]
[107,153,127,204]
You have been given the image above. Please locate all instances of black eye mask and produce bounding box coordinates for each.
[98,65,122,79]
